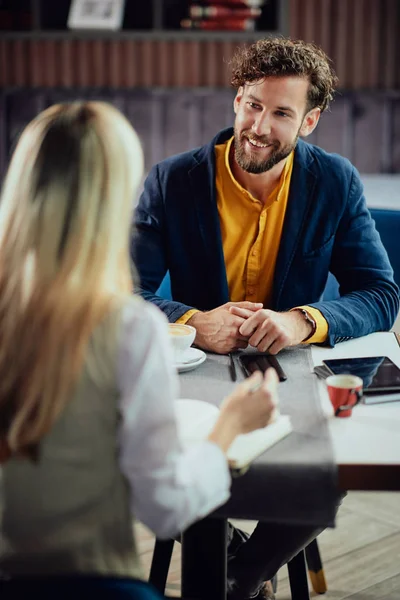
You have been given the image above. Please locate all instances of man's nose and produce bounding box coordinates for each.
[251,112,271,137]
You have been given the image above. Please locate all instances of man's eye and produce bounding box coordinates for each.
[276,111,288,117]
[248,102,261,110]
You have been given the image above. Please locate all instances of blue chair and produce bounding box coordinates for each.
[370,208,400,287]
[0,575,165,599]
[159,209,400,305]
[156,272,172,300]
[323,208,400,301]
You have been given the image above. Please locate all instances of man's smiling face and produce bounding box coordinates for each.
[233,76,318,174]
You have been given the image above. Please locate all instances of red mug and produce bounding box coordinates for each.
[326,374,363,418]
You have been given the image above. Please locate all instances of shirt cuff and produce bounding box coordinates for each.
[295,305,329,344]
[176,309,200,324]
[180,440,232,519]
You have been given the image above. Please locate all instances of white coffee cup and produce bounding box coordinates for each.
[168,323,196,362]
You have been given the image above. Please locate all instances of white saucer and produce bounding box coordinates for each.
[174,348,206,373]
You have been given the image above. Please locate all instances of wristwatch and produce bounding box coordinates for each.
[294,308,317,342]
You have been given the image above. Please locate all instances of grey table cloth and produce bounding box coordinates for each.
[179,346,339,528]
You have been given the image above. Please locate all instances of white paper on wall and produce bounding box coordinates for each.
[68,0,125,30]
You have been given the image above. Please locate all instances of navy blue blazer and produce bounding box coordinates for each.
[132,128,399,346]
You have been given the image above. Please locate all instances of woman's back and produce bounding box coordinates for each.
[1,300,140,578]
[0,100,278,587]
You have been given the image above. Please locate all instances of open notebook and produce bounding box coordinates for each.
[174,399,293,470]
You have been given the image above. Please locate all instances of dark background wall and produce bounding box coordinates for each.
[1,88,399,179]
[0,0,399,178]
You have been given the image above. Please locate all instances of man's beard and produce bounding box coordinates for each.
[234,128,299,174]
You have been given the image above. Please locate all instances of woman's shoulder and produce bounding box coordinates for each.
[116,297,172,385]
[88,296,170,388]
[91,295,168,358]
[119,295,169,342]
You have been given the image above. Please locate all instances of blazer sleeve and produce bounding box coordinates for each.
[131,165,197,322]
[309,167,400,346]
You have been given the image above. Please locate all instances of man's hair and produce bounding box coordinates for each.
[230,37,338,112]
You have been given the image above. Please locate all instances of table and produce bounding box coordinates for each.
[180,332,400,599]
[312,331,400,491]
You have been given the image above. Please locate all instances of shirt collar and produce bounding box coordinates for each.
[224,136,294,205]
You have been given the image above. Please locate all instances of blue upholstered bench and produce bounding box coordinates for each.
[0,576,164,599]
[157,208,400,304]
[323,208,400,301]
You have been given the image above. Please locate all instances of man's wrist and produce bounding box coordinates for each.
[291,308,317,342]
[176,309,200,325]
[186,311,203,327]
[186,311,207,349]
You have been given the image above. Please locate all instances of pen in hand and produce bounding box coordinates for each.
[229,352,237,382]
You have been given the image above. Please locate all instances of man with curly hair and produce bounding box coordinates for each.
[132,37,399,599]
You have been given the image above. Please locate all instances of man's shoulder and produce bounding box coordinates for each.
[152,127,234,177]
[155,146,204,173]
[296,139,355,176]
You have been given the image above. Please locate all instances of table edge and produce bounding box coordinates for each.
[338,463,400,491]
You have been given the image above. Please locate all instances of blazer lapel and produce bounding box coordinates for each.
[188,145,230,305]
[273,142,317,308]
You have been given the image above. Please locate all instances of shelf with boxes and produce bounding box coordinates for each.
[0,0,289,89]
[0,0,288,36]
[163,0,281,33]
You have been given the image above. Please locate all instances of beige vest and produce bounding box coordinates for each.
[0,306,142,578]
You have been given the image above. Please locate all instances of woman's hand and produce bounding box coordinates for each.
[207,368,279,453]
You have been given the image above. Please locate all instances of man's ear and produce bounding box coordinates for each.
[299,107,321,137]
[233,86,244,115]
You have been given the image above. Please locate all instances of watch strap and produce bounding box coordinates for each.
[293,308,317,342]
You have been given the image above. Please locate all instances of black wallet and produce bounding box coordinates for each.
[238,353,287,382]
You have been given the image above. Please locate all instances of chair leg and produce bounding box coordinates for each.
[149,538,175,594]
[287,550,310,600]
[305,539,327,594]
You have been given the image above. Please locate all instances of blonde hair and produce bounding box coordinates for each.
[0,101,144,460]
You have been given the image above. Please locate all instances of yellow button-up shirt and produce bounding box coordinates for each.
[178,137,328,344]
[216,137,292,307]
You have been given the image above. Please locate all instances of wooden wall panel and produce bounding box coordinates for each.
[0,93,6,181]
[353,96,385,173]
[289,0,400,90]
[200,90,235,143]
[59,40,74,87]
[1,0,399,91]
[309,96,348,156]
[393,101,400,173]
[365,0,380,88]
[1,89,399,178]
[0,38,250,89]
[125,93,157,169]
[382,0,399,88]
[0,40,8,87]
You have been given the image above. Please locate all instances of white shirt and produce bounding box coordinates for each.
[117,298,231,539]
